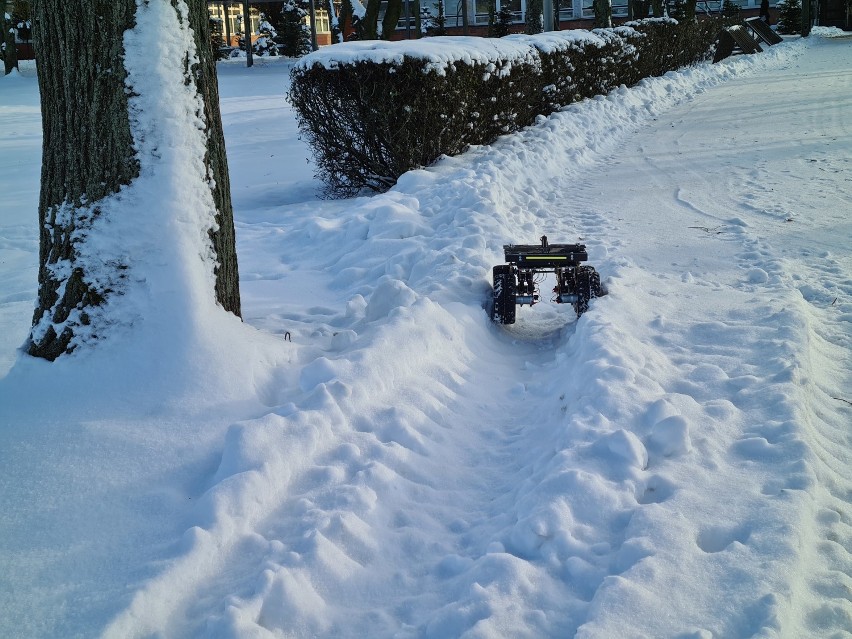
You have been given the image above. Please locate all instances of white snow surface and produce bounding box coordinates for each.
[1,28,852,639]
[296,30,615,74]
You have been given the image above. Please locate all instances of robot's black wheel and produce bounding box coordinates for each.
[574,266,601,316]
[491,265,517,325]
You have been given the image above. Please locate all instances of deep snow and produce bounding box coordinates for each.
[1,28,851,639]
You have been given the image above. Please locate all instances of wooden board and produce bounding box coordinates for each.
[745,17,784,45]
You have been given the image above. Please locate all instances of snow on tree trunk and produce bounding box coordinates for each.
[29,0,240,361]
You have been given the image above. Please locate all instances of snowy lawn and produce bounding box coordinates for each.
[1,30,851,638]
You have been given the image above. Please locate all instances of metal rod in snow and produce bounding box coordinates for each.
[243,0,253,67]
[308,0,319,51]
[404,0,411,38]
[223,2,232,47]
[543,0,554,30]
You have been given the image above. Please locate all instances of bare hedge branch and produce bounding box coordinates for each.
[288,19,721,197]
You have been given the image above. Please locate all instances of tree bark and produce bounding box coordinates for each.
[525,0,544,33]
[2,11,19,75]
[461,0,469,35]
[382,0,403,38]
[593,0,612,26]
[363,0,381,38]
[188,0,241,316]
[29,0,240,360]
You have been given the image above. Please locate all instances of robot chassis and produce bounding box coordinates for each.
[490,236,602,325]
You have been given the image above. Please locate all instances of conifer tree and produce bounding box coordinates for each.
[721,0,741,21]
[279,0,312,56]
[776,0,801,32]
[486,0,498,35]
[421,0,447,35]
[525,0,543,32]
[209,16,230,59]
[253,12,279,55]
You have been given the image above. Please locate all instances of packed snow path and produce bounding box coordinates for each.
[108,34,852,638]
[1,32,851,639]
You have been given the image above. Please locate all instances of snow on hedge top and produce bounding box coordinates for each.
[295,30,630,74]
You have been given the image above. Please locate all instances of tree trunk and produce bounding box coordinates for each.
[2,11,18,75]
[630,0,651,17]
[593,0,612,26]
[363,0,381,38]
[413,0,421,37]
[29,0,240,361]
[382,0,403,38]
[525,0,544,33]
[461,0,469,35]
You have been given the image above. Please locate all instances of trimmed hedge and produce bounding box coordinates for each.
[288,18,721,197]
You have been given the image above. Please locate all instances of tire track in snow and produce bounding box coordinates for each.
[558,36,852,637]
[726,40,852,635]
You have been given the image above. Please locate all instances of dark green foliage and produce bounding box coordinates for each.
[289,18,722,196]
[422,0,447,35]
[630,0,652,19]
[721,0,741,20]
[209,17,230,60]
[487,0,513,37]
[623,17,719,73]
[252,13,279,56]
[486,0,498,36]
[526,0,544,33]
[497,3,514,34]
[668,0,687,20]
[593,0,612,27]
[279,1,311,57]
[776,0,801,32]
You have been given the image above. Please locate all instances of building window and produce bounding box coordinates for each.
[208,3,261,44]
[312,8,331,33]
[472,0,523,24]
[556,0,575,21]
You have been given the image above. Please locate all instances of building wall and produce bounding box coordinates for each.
[818,0,850,29]
[416,0,777,29]
[207,0,333,47]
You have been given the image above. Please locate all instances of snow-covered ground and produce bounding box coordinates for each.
[1,29,851,638]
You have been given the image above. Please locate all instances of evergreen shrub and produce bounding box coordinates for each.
[776,0,801,33]
[289,18,722,196]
